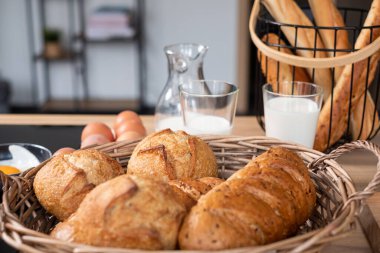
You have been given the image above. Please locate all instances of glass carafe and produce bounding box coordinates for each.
[154,43,208,131]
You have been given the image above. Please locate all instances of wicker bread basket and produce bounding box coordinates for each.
[1,136,380,253]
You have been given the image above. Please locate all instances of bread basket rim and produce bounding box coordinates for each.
[1,135,371,253]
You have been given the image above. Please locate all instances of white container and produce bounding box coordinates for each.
[262,82,323,148]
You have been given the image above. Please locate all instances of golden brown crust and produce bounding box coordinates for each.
[127,129,218,181]
[254,148,316,216]
[261,0,332,101]
[308,0,350,81]
[351,92,380,140]
[51,175,186,250]
[314,0,380,151]
[169,177,224,211]
[169,178,211,201]
[258,33,311,86]
[33,149,124,221]
[198,177,225,188]
[179,147,316,250]
[314,51,380,151]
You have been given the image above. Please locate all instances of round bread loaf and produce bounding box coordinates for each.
[33,149,124,221]
[51,175,187,250]
[127,129,218,181]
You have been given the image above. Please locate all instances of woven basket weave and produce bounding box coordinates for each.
[1,136,380,253]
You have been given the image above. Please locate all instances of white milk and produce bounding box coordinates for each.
[264,97,320,148]
[185,115,232,135]
[155,114,232,135]
[155,116,184,131]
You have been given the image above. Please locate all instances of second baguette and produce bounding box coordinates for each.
[308,0,350,81]
[314,0,380,151]
[258,33,311,88]
[261,0,332,102]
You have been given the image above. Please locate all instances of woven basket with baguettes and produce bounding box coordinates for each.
[1,136,380,253]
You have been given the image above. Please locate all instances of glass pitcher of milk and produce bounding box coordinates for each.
[154,43,208,131]
[262,81,323,148]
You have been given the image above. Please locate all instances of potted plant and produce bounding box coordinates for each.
[43,28,63,58]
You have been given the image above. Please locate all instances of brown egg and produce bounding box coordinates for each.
[115,121,146,138]
[53,147,76,156]
[81,134,111,148]
[116,131,144,142]
[114,110,141,127]
[81,122,114,142]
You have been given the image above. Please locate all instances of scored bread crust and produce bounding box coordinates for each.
[51,175,187,250]
[179,147,316,250]
[314,0,380,151]
[127,129,218,181]
[33,149,124,221]
[261,0,332,102]
[169,177,224,211]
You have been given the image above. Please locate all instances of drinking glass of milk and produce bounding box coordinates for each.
[179,80,239,135]
[262,81,323,148]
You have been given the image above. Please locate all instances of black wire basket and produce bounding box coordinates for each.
[251,1,380,152]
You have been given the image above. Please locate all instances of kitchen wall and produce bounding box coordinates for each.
[0,0,239,108]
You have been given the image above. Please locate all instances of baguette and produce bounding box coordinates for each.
[314,0,380,151]
[308,0,350,81]
[258,33,311,88]
[351,92,380,140]
[178,147,316,250]
[310,0,380,145]
[261,0,332,102]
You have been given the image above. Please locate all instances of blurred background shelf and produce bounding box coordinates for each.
[73,33,137,44]
[26,0,146,114]
[41,99,140,114]
[33,52,83,61]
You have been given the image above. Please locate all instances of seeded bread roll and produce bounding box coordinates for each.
[179,147,316,250]
[33,149,124,221]
[51,175,186,250]
[127,129,218,181]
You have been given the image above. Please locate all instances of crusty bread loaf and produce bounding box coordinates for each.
[127,129,218,181]
[308,0,350,81]
[258,33,311,88]
[179,147,316,250]
[351,92,380,140]
[314,0,380,151]
[51,175,186,250]
[33,149,124,221]
[261,0,332,102]
[169,177,224,210]
[198,176,225,188]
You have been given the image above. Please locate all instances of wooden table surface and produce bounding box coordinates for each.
[0,114,379,252]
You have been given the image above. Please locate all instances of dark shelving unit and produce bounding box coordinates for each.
[26,0,146,113]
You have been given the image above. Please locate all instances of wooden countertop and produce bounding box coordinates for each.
[0,114,379,252]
